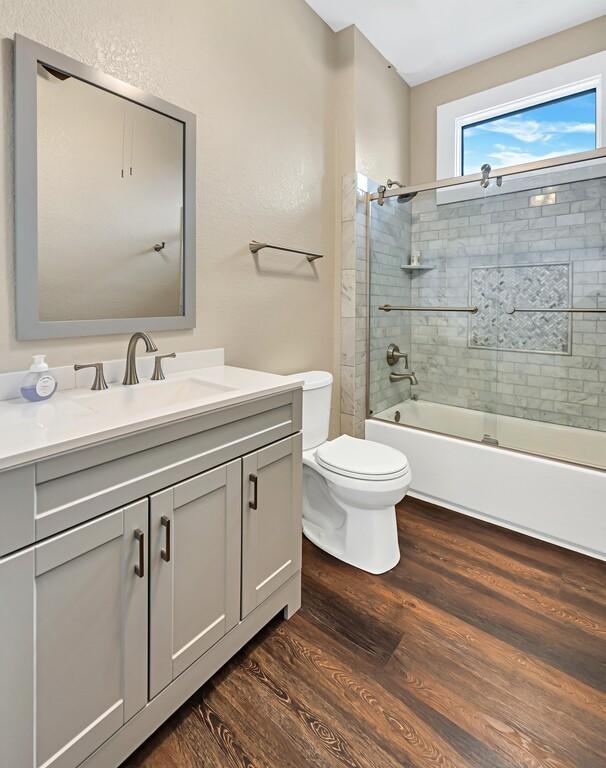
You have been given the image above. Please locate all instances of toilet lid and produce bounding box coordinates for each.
[316,435,409,481]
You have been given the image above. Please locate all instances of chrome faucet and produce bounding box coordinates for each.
[390,370,418,385]
[123,332,158,385]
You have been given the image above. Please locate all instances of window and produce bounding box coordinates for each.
[435,51,606,203]
[461,88,597,176]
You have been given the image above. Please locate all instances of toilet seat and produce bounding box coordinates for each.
[316,435,409,481]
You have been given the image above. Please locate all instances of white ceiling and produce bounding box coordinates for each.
[304,0,606,85]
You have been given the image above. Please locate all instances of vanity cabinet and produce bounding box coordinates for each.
[149,460,242,698]
[0,388,302,768]
[0,500,149,768]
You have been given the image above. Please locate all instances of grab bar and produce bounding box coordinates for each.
[507,306,606,314]
[249,241,323,262]
[379,304,478,313]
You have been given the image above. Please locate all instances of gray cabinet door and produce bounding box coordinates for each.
[149,460,241,699]
[241,433,302,618]
[0,500,148,768]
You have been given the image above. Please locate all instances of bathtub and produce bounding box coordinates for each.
[366,400,606,561]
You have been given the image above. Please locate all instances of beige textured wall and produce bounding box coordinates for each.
[333,26,410,186]
[353,27,410,186]
[334,26,356,182]
[410,15,606,184]
[0,0,337,398]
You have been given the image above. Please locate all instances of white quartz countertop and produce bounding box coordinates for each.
[0,365,303,471]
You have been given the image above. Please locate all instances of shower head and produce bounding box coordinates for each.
[377,179,417,205]
[386,178,417,203]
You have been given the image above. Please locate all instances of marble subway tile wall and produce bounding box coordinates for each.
[409,176,606,431]
[340,174,371,437]
[368,198,414,416]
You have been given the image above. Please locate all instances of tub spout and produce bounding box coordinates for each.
[389,371,418,385]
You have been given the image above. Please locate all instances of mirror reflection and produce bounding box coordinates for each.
[36,63,184,321]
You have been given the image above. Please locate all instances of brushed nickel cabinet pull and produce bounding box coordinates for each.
[160,516,171,562]
[134,529,145,578]
[249,473,258,510]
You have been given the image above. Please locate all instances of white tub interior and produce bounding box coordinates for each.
[375,400,606,471]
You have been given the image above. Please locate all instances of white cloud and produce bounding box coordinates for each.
[473,118,595,143]
[487,143,564,166]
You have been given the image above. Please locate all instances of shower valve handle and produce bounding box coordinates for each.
[386,344,408,367]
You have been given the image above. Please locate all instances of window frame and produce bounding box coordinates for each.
[436,50,606,203]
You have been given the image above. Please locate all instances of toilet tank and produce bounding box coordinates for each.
[292,371,333,450]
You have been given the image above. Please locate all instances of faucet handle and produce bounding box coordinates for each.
[151,353,176,381]
[74,362,108,391]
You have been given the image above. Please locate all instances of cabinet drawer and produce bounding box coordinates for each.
[0,464,35,557]
[34,390,301,541]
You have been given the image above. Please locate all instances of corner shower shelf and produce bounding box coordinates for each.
[400,264,435,271]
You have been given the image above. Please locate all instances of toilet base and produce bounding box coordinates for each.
[302,447,409,575]
[303,500,400,574]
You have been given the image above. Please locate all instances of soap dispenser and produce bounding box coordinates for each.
[20,355,58,402]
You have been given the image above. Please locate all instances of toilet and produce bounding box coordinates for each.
[294,371,410,574]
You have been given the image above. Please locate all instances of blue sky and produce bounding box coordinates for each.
[462,90,596,175]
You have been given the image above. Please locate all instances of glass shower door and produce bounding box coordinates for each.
[492,171,606,470]
[367,193,414,421]
[368,182,501,445]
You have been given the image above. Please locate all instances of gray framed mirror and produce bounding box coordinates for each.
[14,34,196,340]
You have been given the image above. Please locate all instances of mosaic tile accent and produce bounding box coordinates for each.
[469,263,571,354]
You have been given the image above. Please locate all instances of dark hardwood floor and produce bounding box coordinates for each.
[125,497,606,768]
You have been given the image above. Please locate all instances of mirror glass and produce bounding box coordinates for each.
[36,63,185,322]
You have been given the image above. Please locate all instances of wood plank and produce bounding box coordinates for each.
[401,517,606,626]
[200,672,313,768]
[388,537,606,691]
[264,617,507,768]
[405,498,606,605]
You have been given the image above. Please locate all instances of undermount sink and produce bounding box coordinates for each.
[73,376,237,416]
